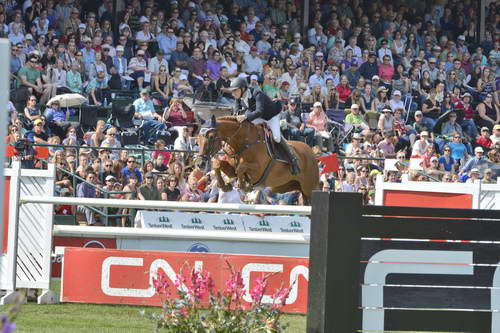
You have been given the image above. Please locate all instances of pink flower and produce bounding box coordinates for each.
[250,275,267,303]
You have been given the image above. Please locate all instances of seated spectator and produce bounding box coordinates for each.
[152,64,169,106]
[389,90,405,113]
[461,146,486,174]
[86,70,111,105]
[17,56,50,105]
[449,132,470,167]
[411,131,431,157]
[195,74,217,102]
[23,95,42,128]
[44,100,71,140]
[121,156,142,184]
[180,176,204,202]
[138,172,161,201]
[456,93,478,139]
[76,171,98,225]
[163,97,192,127]
[438,145,456,173]
[378,108,395,133]
[377,131,396,158]
[476,94,499,130]
[66,62,83,93]
[281,97,315,147]
[482,169,496,184]
[100,127,122,161]
[133,89,167,144]
[127,49,148,90]
[345,104,370,134]
[25,118,49,144]
[307,102,333,151]
[491,124,500,146]
[161,175,181,201]
[421,88,441,131]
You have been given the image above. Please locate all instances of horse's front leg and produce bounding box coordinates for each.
[218,160,238,179]
[212,159,233,192]
[235,162,254,192]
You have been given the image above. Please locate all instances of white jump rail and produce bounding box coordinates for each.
[20,196,312,216]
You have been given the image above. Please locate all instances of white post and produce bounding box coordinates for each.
[1,161,24,305]
[0,39,11,263]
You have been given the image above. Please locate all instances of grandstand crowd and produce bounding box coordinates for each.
[3,0,500,223]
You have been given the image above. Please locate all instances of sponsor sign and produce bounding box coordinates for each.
[61,248,309,313]
[51,236,116,277]
[383,190,473,209]
[135,211,310,234]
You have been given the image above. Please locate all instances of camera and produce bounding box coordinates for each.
[14,139,29,152]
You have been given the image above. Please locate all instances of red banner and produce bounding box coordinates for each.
[383,190,473,209]
[52,237,117,277]
[62,248,309,313]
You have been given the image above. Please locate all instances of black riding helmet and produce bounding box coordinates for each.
[228,77,248,91]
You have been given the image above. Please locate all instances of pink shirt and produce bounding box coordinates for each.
[378,64,394,82]
[308,110,328,131]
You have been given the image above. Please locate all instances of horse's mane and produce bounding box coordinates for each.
[217,116,238,122]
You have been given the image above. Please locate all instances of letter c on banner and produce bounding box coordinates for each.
[286,265,309,304]
[101,257,155,298]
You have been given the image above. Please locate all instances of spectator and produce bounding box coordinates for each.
[127,49,148,90]
[345,104,369,134]
[476,127,493,149]
[281,97,314,147]
[133,89,166,144]
[476,94,499,130]
[100,127,122,161]
[86,70,111,105]
[76,171,97,225]
[138,172,160,201]
[491,125,500,146]
[121,156,142,184]
[461,146,486,174]
[307,101,332,152]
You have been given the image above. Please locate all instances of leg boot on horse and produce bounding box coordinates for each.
[278,137,301,175]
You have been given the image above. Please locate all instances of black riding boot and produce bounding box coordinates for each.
[278,138,301,175]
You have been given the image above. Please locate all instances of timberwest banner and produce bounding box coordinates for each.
[134,211,310,234]
[61,248,309,313]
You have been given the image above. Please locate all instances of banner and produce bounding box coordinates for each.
[61,248,309,313]
[135,211,310,234]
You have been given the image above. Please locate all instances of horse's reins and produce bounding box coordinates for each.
[219,122,264,158]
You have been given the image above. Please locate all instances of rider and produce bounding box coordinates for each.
[228,77,301,175]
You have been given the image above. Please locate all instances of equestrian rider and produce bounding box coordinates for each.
[228,77,301,175]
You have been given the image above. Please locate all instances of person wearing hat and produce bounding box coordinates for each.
[45,99,72,139]
[456,92,477,139]
[389,90,405,113]
[411,131,431,157]
[280,96,315,147]
[25,118,49,144]
[423,57,439,81]
[127,49,148,90]
[359,51,379,80]
[112,45,128,84]
[138,172,161,201]
[243,45,263,75]
[345,104,370,134]
[308,65,326,88]
[148,49,169,76]
[378,107,394,133]
[345,60,360,87]
[461,146,486,175]
[482,168,496,184]
[465,168,481,183]
[491,124,500,146]
[228,77,301,174]
[195,73,217,102]
[475,127,492,149]
[132,88,168,143]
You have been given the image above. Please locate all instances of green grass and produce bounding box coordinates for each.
[0,280,307,333]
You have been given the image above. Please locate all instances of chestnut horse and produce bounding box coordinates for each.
[197,116,319,204]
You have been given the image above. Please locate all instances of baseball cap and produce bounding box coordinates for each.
[145,172,154,178]
[250,74,258,81]
[313,101,322,108]
[116,45,124,52]
[105,175,116,181]
[415,110,423,116]
[250,46,257,52]
[372,75,380,81]
[474,146,484,153]
[34,119,43,126]
[179,73,188,80]
[458,35,466,41]
[187,1,196,8]
[393,90,401,96]
[470,168,480,174]
[140,88,150,94]
[294,33,301,38]
[430,156,438,162]
[481,127,490,132]
[429,57,437,63]
[79,23,86,29]
[420,131,429,136]
[350,60,358,67]
[281,81,289,85]
[137,50,145,55]
[494,124,500,130]
[368,52,377,57]
[352,133,363,140]
[382,108,393,113]
[315,51,324,57]
[351,103,359,109]
[25,34,33,40]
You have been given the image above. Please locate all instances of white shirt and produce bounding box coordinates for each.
[378,48,393,65]
[345,45,362,59]
[148,56,169,75]
[221,61,238,76]
[218,187,243,204]
[279,72,299,95]
[235,40,250,54]
[491,134,500,146]
[135,30,153,42]
[309,73,326,88]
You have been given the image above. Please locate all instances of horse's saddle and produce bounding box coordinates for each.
[258,124,289,164]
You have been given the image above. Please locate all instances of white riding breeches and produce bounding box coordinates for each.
[252,114,281,142]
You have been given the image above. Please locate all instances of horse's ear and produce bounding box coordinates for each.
[210,115,217,128]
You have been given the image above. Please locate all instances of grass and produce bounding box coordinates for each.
[0,280,307,333]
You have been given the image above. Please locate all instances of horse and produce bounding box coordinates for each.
[197,116,320,204]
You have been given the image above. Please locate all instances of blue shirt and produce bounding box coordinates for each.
[438,155,455,172]
[76,182,96,198]
[156,33,177,57]
[121,167,143,183]
[45,107,67,122]
[448,142,467,161]
[133,97,155,119]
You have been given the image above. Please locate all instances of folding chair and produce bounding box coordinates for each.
[79,105,98,133]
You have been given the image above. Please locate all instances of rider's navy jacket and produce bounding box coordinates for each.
[233,87,281,121]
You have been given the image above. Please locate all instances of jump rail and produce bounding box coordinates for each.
[20,196,312,216]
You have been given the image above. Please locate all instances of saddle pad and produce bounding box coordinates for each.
[259,125,289,164]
